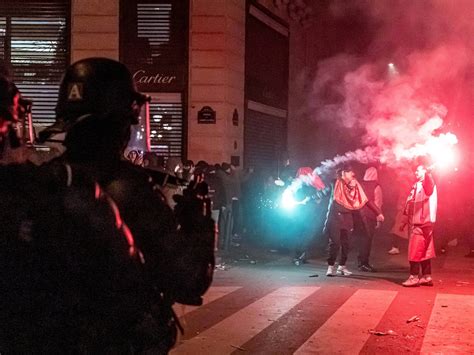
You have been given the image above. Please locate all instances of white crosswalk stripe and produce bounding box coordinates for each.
[168,286,474,354]
[171,286,319,354]
[173,286,242,317]
[421,293,474,354]
[294,289,397,355]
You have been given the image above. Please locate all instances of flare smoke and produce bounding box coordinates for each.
[305,0,473,173]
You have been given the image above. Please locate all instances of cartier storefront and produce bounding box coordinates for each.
[120,0,189,159]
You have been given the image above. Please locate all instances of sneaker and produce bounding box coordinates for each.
[359,264,377,272]
[419,275,434,286]
[388,247,400,255]
[402,275,420,287]
[336,265,352,276]
[326,265,336,277]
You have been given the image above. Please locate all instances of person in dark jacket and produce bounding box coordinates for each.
[355,167,383,272]
[205,163,226,247]
[221,162,243,239]
[324,165,384,277]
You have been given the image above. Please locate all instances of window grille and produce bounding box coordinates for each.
[0,1,70,128]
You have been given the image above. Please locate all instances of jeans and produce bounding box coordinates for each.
[327,229,350,266]
[409,260,431,276]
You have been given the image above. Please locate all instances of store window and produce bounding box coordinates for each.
[0,1,70,128]
[120,0,188,158]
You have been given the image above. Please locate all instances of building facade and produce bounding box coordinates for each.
[1,0,308,173]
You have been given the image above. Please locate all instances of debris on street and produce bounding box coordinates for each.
[230,344,246,351]
[369,329,397,336]
[215,263,228,271]
[407,315,420,323]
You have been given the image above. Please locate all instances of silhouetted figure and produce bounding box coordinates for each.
[1,58,214,353]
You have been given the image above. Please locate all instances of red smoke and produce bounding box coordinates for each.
[305,0,473,172]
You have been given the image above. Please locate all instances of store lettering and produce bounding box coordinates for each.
[133,70,177,85]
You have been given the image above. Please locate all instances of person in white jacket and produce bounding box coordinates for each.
[402,164,437,287]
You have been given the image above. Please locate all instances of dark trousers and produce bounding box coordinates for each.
[293,229,312,260]
[231,199,241,236]
[218,207,233,250]
[327,229,350,266]
[409,260,432,276]
[357,219,376,265]
[391,234,400,248]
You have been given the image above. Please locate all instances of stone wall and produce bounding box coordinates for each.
[188,0,245,165]
[71,0,119,62]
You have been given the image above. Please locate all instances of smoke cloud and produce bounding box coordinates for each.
[306,0,473,172]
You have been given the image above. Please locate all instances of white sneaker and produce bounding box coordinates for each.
[388,247,400,255]
[419,275,433,286]
[336,265,352,276]
[326,265,336,277]
[402,275,420,287]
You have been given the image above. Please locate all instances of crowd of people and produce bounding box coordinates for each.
[167,157,450,290]
[132,157,327,259]
[124,148,453,289]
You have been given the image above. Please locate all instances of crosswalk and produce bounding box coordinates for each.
[170,286,474,354]
[294,289,397,354]
[421,293,474,354]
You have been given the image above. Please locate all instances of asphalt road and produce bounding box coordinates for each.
[171,237,474,354]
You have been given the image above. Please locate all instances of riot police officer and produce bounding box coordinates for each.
[39,57,215,352]
[0,73,148,352]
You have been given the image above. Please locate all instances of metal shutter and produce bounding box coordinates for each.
[120,0,188,66]
[244,103,286,174]
[0,1,70,128]
[148,93,183,157]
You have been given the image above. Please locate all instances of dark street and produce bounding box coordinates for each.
[172,237,474,354]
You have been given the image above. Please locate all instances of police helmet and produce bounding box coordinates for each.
[39,57,149,142]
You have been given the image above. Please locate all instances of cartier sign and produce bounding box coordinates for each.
[130,65,185,92]
[133,70,177,85]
